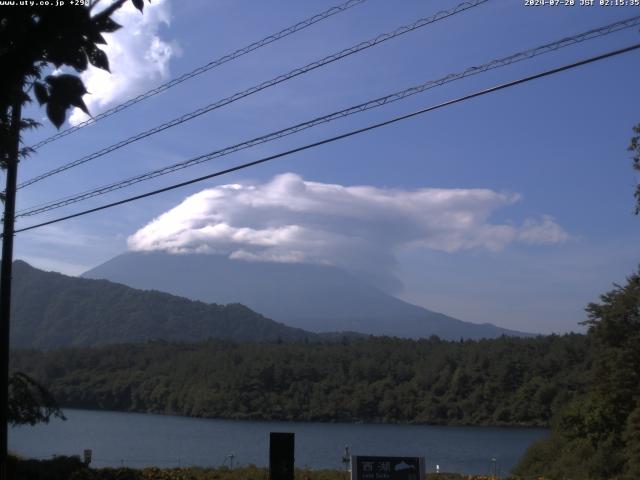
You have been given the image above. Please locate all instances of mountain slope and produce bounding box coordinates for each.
[83,252,533,340]
[10,260,317,349]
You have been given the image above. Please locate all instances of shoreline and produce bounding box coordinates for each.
[50,406,552,431]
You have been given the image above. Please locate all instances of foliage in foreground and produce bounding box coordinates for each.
[514,270,640,479]
[8,371,65,426]
[13,334,590,427]
[7,455,500,480]
[1,0,148,133]
[629,123,640,214]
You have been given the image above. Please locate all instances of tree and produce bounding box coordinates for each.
[578,271,640,478]
[8,372,64,427]
[0,1,148,476]
[629,123,640,215]
[514,123,640,479]
[514,270,640,479]
[623,401,640,479]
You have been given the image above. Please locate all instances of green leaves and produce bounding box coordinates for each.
[33,82,48,105]
[8,372,66,426]
[45,102,67,130]
[46,74,87,100]
[628,123,640,215]
[1,0,139,129]
[132,0,145,13]
[87,44,109,71]
[92,15,121,34]
[42,74,89,128]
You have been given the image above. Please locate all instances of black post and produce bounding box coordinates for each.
[0,99,22,480]
[269,432,294,480]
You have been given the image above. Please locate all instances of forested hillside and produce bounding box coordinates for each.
[10,260,318,348]
[13,334,590,427]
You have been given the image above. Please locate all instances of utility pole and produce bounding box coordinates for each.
[0,97,22,480]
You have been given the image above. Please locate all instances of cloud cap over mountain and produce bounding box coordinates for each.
[128,173,569,291]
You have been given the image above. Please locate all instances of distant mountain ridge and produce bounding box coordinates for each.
[10,260,322,349]
[83,252,534,340]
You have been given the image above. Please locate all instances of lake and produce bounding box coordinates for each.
[9,409,548,476]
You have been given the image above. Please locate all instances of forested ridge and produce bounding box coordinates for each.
[13,334,590,427]
[10,260,321,348]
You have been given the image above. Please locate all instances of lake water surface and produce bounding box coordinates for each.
[10,409,548,476]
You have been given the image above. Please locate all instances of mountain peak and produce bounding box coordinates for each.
[84,252,534,340]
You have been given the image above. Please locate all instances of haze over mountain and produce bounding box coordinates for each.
[84,252,534,340]
[10,260,320,349]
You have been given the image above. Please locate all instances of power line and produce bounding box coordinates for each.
[17,0,488,190]
[26,0,370,151]
[13,42,640,235]
[16,14,640,218]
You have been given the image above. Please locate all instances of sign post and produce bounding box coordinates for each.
[351,456,425,480]
[83,449,92,466]
[269,432,294,480]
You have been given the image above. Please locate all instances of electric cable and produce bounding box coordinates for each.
[13,42,640,235]
[17,0,488,190]
[26,0,370,151]
[16,14,640,218]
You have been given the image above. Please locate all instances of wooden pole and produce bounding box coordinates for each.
[0,99,22,480]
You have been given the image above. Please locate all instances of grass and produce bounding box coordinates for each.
[9,455,504,480]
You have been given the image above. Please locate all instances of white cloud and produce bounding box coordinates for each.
[69,0,178,125]
[518,215,572,244]
[128,173,570,291]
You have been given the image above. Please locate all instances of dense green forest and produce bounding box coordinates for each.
[13,334,590,427]
[514,270,640,480]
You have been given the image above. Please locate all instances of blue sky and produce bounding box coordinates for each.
[12,0,640,334]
